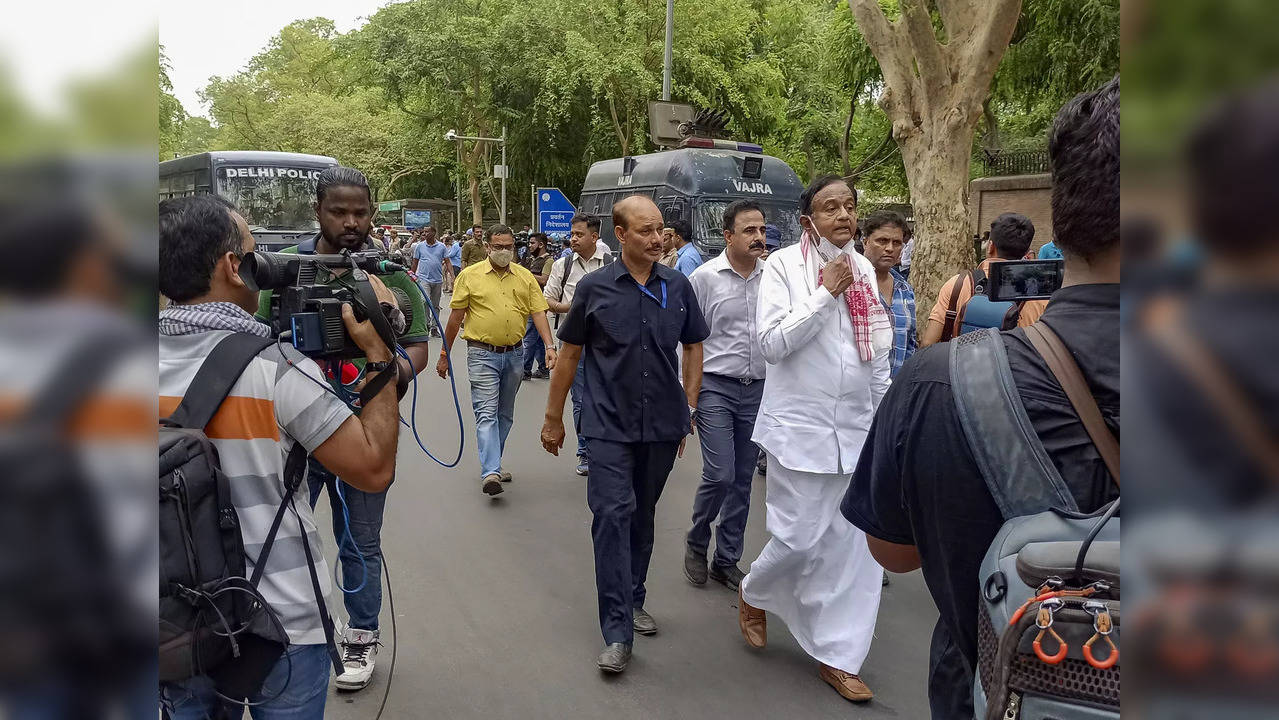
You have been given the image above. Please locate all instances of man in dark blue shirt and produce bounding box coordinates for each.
[541,195,710,674]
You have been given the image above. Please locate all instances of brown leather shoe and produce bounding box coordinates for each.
[819,664,873,702]
[738,585,766,648]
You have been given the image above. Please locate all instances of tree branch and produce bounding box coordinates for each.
[957,0,1024,105]
[935,0,975,43]
[847,0,917,124]
[848,132,896,179]
[898,0,950,106]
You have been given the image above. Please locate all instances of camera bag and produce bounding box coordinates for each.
[951,324,1120,720]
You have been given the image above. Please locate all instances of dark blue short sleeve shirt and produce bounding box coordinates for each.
[558,260,710,442]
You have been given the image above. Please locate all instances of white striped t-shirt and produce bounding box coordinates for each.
[160,330,352,644]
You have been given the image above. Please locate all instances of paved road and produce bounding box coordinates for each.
[318,334,937,719]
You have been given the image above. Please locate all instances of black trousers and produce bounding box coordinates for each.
[585,438,680,645]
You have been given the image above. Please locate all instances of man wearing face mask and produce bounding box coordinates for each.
[439,224,557,496]
[736,175,891,704]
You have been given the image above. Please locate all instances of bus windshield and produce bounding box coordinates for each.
[216,166,322,231]
[693,200,802,250]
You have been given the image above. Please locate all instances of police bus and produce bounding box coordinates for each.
[159,151,339,251]
[579,138,804,256]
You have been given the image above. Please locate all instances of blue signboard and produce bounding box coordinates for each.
[536,188,576,235]
[403,209,432,229]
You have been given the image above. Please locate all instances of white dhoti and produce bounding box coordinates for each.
[740,454,883,673]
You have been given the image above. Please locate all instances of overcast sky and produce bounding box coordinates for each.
[1,2,156,116]
[161,0,391,117]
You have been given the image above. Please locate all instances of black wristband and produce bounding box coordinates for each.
[365,359,396,374]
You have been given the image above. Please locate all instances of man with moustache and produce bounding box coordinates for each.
[737,175,891,703]
[541,195,709,674]
[254,166,432,692]
[682,199,769,591]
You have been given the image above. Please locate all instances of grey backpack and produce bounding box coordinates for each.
[952,325,1120,720]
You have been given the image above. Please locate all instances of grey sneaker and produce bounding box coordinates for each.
[709,563,746,591]
[596,642,632,673]
[684,546,708,585]
[500,470,513,483]
[482,474,503,496]
[632,607,658,635]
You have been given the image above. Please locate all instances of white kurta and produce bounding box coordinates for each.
[744,239,891,673]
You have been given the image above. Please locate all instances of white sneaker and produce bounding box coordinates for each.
[334,628,379,691]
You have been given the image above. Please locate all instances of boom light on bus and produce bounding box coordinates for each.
[679,137,764,154]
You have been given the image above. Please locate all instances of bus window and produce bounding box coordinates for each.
[217,167,321,231]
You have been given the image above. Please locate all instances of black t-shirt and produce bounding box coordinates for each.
[842,283,1121,719]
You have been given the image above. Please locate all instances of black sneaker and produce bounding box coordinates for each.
[522,371,533,382]
[533,368,550,379]
[684,547,708,585]
[709,563,746,590]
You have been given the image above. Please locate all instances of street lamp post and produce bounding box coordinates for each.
[445,128,508,228]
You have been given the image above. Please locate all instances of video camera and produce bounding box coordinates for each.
[977,259,1064,301]
[239,250,413,359]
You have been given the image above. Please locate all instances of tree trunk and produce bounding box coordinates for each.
[898,135,977,327]
[848,0,1023,328]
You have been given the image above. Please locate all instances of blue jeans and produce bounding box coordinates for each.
[309,458,386,631]
[160,643,330,719]
[570,357,589,461]
[687,374,764,568]
[467,345,524,477]
[521,318,546,373]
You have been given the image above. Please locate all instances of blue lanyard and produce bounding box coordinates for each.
[635,278,667,309]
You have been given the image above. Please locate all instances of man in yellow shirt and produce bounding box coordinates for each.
[438,224,557,496]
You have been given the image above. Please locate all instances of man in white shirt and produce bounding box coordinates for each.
[683,200,768,591]
[737,176,891,704]
[543,214,611,475]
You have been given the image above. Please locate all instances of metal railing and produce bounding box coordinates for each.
[978,149,1051,177]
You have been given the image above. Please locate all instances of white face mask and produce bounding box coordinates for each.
[489,248,514,267]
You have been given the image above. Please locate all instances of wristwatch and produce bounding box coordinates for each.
[365,359,396,374]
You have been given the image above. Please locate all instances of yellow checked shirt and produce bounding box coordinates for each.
[451,259,550,347]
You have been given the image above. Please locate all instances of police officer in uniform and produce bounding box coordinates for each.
[541,195,709,674]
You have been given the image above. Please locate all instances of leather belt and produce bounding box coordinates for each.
[467,340,520,353]
[707,372,760,386]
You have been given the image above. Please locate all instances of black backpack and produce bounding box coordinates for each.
[159,333,341,699]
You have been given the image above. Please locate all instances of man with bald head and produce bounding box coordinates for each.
[542,194,710,674]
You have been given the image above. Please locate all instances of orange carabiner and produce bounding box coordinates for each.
[1083,634,1118,669]
[1082,601,1118,669]
[1033,602,1069,664]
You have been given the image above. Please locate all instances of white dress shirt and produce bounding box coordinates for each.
[543,246,611,308]
[751,239,892,474]
[688,252,765,380]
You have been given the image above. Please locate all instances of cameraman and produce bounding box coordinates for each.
[159,195,398,716]
[841,77,1120,719]
[254,166,431,692]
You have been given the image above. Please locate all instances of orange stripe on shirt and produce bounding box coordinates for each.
[159,395,279,441]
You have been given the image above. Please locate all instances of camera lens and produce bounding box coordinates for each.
[239,251,297,291]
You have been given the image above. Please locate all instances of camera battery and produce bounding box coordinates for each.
[290,313,326,354]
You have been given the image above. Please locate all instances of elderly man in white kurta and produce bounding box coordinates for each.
[737,176,891,703]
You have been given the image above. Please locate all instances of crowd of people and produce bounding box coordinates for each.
[157,75,1119,719]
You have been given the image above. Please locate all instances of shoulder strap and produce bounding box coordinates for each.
[1001,300,1028,331]
[950,328,1079,518]
[248,444,342,674]
[941,270,980,342]
[165,333,276,429]
[1023,322,1120,487]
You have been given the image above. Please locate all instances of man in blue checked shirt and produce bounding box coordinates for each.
[668,218,704,277]
[860,211,917,376]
